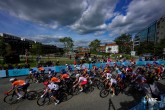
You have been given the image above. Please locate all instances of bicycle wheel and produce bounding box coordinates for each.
[115,86,121,95]
[72,87,80,95]
[37,97,50,106]
[26,91,38,100]
[97,82,104,90]
[4,94,18,104]
[100,89,109,98]
[58,92,68,102]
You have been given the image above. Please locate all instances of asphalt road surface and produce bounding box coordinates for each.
[1,76,165,110]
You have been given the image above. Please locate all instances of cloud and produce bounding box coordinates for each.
[28,35,64,47]
[74,40,90,47]
[0,0,117,34]
[108,0,165,36]
[71,0,117,34]
[0,0,87,26]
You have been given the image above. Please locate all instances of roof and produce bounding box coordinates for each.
[105,43,118,46]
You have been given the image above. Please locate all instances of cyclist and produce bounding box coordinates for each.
[41,80,60,105]
[51,77,61,83]
[73,74,88,92]
[5,78,30,99]
[110,76,117,97]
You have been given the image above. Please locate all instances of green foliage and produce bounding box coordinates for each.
[30,43,43,55]
[89,39,100,53]
[135,38,165,56]
[59,37,74,52]
[0,37,6,56]
[114,34,132,54]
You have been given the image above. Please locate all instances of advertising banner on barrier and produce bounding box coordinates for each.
[44,67,56,73]
[32,67,38,71]
[158,60,165,65]
[116,62,122,66]
[8,69,29,77]
[136,61,146,66]
[0,70,6,78]
[55,66,66,72]
[122,61,131,66]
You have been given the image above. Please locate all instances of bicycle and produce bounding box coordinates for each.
[100,84,120,98]
[37,89,68,106]
[4,88,38,104]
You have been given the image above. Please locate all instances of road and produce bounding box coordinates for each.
[0,76,165,110]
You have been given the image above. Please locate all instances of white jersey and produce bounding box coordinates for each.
[106,73,112,80]
[110,78,117,85]
[48,83,59,91]
[78,77,87,83]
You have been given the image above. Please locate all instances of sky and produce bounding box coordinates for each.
[0,0,165,47]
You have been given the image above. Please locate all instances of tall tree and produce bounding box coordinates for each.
[89,39,100,53]
[0,37,6,57]
[30,43,43,55]
[59,37,74,52]
[114,34,132,54]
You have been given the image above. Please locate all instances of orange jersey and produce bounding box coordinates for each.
[38,67,44,71]
[61,74,70,79]
[51,77,60,82]
[12,80,25,86]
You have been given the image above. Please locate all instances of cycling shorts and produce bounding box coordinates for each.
[80,81,87,86]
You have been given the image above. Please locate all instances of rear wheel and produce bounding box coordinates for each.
[27,91,38,100]
[100,89,109,98]
[97,82,104,90]
[4,94,18,104]
[72,87,80,95]
[37,97,50,106]
[58,92,68,102]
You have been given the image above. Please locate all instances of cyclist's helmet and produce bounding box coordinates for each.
[9,78,16,82]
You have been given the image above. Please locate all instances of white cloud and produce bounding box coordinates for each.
[108,0,165,37]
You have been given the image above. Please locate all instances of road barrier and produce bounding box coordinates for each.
[8,69,29,77]
[0,60,165,77]
[0,70,6,78]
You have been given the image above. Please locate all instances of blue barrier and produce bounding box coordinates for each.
[136,61,146,66]
[44,67,56,73]
[83,63,89,69]
[1,60,165,77]
[8,69,29,77]
[32,67,38,71]
[116,62,122,66]
[55,66,66,72]
[158,60,165,65]
[122,61,131,66]
[0,70,6,78]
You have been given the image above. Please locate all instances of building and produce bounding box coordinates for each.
[99,43,119,54]
[0,33,62,55]
[105,43,119,54]
[99,45,106,53]
[134,16,165,45]
[157,17,165,43]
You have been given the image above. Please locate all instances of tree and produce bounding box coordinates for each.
[114,34,132,54]
[59,37,74,52]
[30,43,43,55]
[0,37,6,57]
[89,39,100,53]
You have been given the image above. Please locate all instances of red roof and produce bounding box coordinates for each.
[105,43,117,46]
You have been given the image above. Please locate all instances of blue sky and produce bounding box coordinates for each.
[0,0,164,47]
